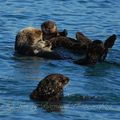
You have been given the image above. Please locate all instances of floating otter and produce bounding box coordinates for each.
[30,74,69,102]
[14,20,92,59]
[14,26,86,59]
[41,20,84,52]
[15,27,62,59]
[15,20,117,63]
[74,34,117,65]
[41,20,68,40]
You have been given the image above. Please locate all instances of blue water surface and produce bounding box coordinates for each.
[0,0,120,120]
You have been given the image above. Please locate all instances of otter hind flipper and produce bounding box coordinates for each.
[104,34,117,49]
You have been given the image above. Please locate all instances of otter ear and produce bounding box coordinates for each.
[104,34,117,49]
[59,29,68,37]
[63,29,68,36]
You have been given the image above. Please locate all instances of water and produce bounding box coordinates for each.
[0,0,120,119]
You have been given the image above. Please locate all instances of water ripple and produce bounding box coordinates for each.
[0,0,120,120]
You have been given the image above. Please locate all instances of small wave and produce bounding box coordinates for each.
[63,94,100,102]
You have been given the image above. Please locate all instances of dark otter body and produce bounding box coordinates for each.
[30,74,69,102]
[75,34,117,65]
[41,21,88,53]
[49,36,87,54]
[41,20,85,53]
[43,22,117,62]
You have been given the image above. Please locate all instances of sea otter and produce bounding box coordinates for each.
[74,34,117,65]
[15,27,62,59]
[15,21,117,62]
[15,26,87,59]
[30,74,69,102]
[41,20,68,40]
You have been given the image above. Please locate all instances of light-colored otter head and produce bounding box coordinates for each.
[17,27,43,45]
[41,20,57,35]
[15,27,52,55]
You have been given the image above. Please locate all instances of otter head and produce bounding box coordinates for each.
[41,20,57,35]
[47,74,69,87]
[30,74,69,101]
[75,34,117,65]
[86,40,105,64]
[74,40,105,65]
[86,34,117,64]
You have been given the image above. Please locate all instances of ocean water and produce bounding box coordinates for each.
[0,0,120,120]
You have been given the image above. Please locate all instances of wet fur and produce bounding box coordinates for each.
[41,20,68,40]
[15,27,63,59]
[15,26,117,63]
[30,74,69,102]
[74,34,117,65]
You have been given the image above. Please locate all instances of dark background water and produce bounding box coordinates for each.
[0,0,120,120]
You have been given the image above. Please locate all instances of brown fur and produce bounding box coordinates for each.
[15,26,117,61]
[76,32,92,45]
[41,20,68,40]
[74,34,117,65]
[30,74,69,102]
[15,27,79,59]
[49,36,87,53]
[41,20,57,34]
[15,27,53,56]
[41,20,87,53]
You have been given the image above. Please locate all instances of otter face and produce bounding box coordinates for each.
[75,34,117,65]
[43,74,69,87]
[86,40,105,64]
[41,20,57,34]
[74,40,106,65]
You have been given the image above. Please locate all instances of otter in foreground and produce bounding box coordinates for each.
[30,74,69,102]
